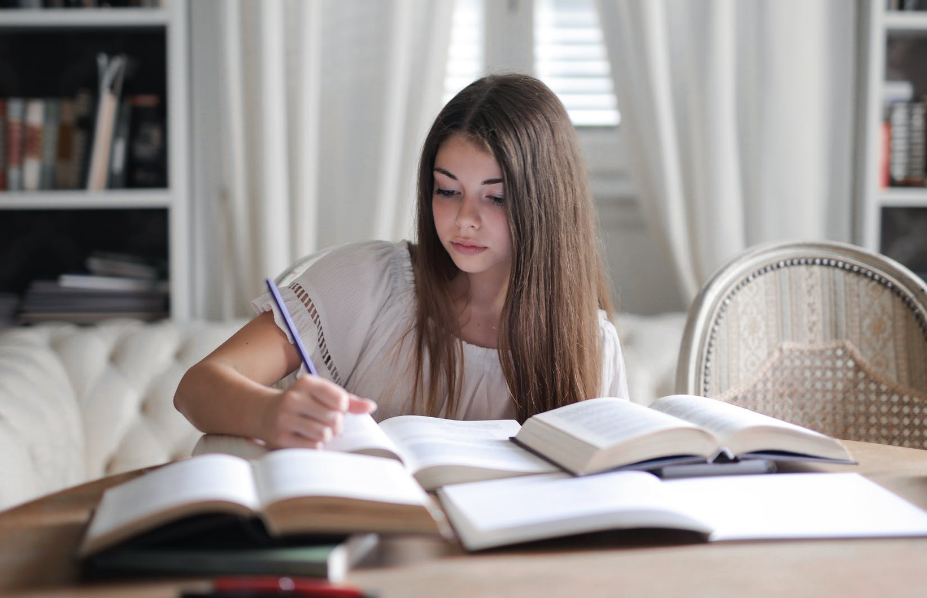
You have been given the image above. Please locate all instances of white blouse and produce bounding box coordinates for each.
[253,240,629,421]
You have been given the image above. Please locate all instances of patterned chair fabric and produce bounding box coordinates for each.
[676,240,927,447]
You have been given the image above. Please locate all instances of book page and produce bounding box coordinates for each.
[253,449,430,508]
[664,473,927,541]
[438,471,714,551]
[322,413,403,461]
[81,455,259,555]
[531,397,707,449]
[650,394,830,444]
[378,416,555,474]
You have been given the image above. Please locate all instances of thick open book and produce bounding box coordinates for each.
[438,471,927,551]
[512,394,854,475]
[78,450,448,559]
[196,414,559,491]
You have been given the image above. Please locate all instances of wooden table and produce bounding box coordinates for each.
[2,440,927,598]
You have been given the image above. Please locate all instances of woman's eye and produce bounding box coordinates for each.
[490,196,504,206]
[435,188,457,198]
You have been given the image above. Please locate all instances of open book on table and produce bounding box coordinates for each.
[438,471,927,551]
[195,414,559,491]
[78,450,449,559]
[511,394,855,475]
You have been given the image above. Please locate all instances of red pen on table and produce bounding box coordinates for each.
[182,575,374,598]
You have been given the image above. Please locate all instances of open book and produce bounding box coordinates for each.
[78,450,448,559]
[438,471,927,551]
[512,394,854,475]
[196,414,559,491]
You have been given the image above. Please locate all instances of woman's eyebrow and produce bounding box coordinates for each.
[434,167,457,180]
[434,167,503,186]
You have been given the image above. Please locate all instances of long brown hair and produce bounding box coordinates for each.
[409,73,614,422]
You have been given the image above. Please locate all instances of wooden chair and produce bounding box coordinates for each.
[676,240,927,447]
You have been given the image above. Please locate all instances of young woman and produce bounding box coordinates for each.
[174,73,628,449]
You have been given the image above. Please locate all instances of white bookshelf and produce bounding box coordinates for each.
[858,1,927,281]
[0,0,191,320]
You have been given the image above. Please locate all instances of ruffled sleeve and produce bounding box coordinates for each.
[252,241,410,386]
[599,312,630,400]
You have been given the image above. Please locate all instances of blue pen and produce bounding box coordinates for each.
[265,278,319,377]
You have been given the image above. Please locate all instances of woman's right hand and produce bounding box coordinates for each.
[259,374,377,449]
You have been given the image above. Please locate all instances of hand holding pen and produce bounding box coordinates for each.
[261,279,376,449]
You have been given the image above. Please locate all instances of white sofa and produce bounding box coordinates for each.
[0,312,685,512]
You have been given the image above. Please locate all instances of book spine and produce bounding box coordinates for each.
[87,93,116,190]
[907,101,926,187]
[127,94,166,188]
[56,98,76,189]
[40,98,60,190]
[107,99,131,189]
[0,98,7,191]
[6,98,24,192]
[23,98,44,192]
[87,54,127,190]
[72,88,94,189]
[889,101,910,187]
[880,117,891,189]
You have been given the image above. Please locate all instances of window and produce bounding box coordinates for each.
[443,0,484,106]
[443,0,619,128]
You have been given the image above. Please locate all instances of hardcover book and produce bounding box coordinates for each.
[22,98,44,191]
[5,98,24,191]
[84,532,379,582]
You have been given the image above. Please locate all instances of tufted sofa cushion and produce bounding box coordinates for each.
[0,318,243,511]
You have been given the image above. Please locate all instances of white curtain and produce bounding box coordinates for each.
[595,0,857,302]
[190,0,453,319]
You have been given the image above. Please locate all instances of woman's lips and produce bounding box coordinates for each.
[451,241,487,255]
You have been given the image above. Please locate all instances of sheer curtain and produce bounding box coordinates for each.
[595,0,857,302]
[190,0,453,319]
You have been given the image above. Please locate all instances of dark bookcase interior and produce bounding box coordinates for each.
[0,27,166,98]
[881,206,927,282]
[0,209,168,294]
[887,37,927,95]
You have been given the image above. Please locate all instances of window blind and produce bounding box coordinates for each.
[442,0,619,128]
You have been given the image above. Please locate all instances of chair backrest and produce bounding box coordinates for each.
[676,240,927,447]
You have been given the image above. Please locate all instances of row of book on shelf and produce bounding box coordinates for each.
[75,395,927,581]
[0,1,161,8]
[883,80,927,188]
[0,53,166,193]
[0,250,169,328]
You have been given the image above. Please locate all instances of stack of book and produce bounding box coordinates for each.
[18,250,168,323]
[882,80,927,188]
[0,53,167,193]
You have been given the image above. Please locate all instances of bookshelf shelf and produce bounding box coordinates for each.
[0,190,172,210]
[885,11,927,33]
[0,1,191,322]
[0,9,169,29]
[857,1,927,283]
[879,187,927,207]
